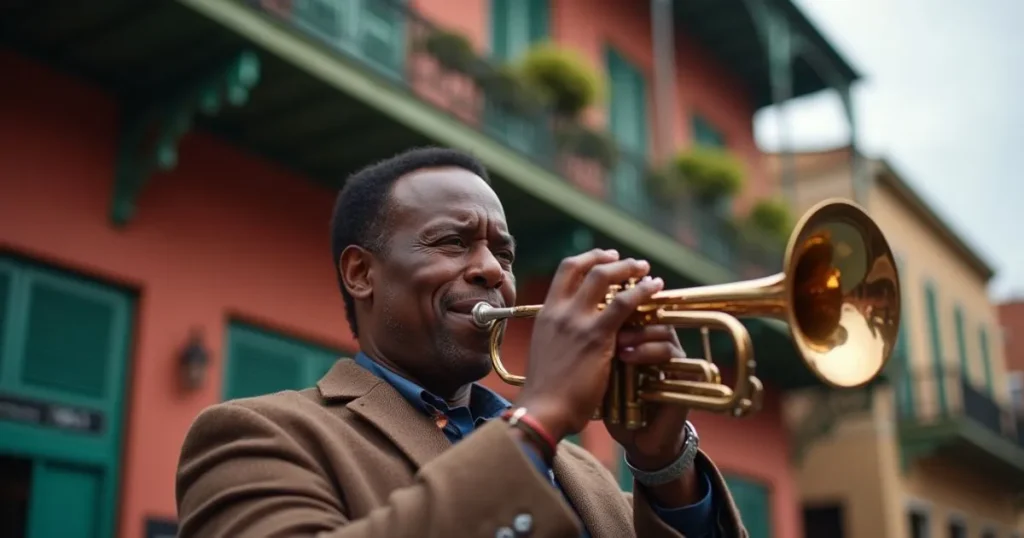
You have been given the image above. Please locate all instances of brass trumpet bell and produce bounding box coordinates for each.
[472,198,901,429]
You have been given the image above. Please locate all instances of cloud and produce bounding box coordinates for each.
[754,0,1022,301]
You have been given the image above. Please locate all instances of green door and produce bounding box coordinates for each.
[0,256,134,538]
[223,322,344,401]
[725,474,773,538]
[606,47,648,216]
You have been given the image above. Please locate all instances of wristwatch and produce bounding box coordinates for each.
[624,420,699,487]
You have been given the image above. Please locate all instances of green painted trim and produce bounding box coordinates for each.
[923,281,947,416]
[979,325,993,396]
[953,304,968,382]
[176,0,751,294]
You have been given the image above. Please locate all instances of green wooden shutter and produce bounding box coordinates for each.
[606,47,648,215]
[893,257,914,419]
[527,0,550,44]
[979,325,993,396]
[692,115,725,148]
[223,322,342,401]
[490,0,549,61]
[924,282,947,415]
[953,305,968,383]
[26,460,104,538]
[725,475,773,538]
[0,257,134,538]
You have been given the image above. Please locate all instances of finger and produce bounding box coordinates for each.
[617,325,681,348]
[618,341,679,365]
[576,258,651,306]
[599,277,664,329]
[547,249,619,300]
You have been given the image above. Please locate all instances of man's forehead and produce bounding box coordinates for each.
[391,167,502,211]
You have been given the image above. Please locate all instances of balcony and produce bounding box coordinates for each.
[897,366,1024,488]
[0,0,837,387]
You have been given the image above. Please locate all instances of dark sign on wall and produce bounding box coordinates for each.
[145,517,178,538]
[0,393,104,434]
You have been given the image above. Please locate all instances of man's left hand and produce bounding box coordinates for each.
[604,324,691,470]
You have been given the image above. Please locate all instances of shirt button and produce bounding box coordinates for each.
[495,526,515,538]
[513,513,533,533]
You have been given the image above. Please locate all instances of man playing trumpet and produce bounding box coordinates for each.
[175,148,747,538]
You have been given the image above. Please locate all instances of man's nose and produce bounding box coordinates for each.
[465,247,505,289]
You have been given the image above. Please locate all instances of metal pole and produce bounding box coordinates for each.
[651,0,678,161]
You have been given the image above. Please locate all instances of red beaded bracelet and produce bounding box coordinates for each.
[502,407,559,457]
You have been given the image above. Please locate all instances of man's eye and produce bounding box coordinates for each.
[440,236,466,247]
[497,251,515,263]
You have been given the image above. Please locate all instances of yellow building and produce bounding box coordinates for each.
[768,147,1024,538]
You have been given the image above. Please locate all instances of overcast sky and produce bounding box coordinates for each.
[753,0,1021,302]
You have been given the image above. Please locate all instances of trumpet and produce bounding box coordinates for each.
[472,198,901,430]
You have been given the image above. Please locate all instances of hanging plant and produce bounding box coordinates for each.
[555,125,619,168]
[516,42,603,119]
[670,147,745,201]
[748,197,794,241]
[421,30,477,73]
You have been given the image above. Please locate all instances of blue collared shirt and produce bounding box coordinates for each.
[354,353,717,537]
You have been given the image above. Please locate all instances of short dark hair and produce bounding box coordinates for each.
[330,147,491,338]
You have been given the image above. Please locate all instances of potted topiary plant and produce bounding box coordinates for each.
[668,146,745,204]
[516,42,603,119]
[421,30,477,74]
[747,197,793,242]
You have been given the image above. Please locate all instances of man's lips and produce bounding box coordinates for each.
[446,299,502,316]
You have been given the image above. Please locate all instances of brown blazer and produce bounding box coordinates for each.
[176,358,747,538]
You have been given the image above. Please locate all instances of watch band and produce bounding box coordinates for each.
[624,420,699,487]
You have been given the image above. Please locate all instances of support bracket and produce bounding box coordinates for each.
[110,50,262,227]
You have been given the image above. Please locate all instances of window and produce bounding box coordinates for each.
[979,325,994,396]
[908,510,929,538]
[490,0,549,61]
[692,114,725,148]
[290,0,406,78]
[606,47,649,215]
[803,503,844,538]
[953,305,968,383]
[924,281,947,415]
[1010,372,1024,413]
[947,517,966,538]
[724,474,772,538]
[222,322,345,401]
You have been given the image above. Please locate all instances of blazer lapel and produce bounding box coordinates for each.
[318,359,451,468]
[553,450,634,538]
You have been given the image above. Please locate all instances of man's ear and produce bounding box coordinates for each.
[340,245,374,300]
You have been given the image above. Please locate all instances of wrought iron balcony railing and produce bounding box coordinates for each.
[897,366,1022,449]
[249,0,783,278]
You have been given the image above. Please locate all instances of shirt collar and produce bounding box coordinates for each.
[354,352,511,422]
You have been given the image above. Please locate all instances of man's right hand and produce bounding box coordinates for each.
[515,248,664,442]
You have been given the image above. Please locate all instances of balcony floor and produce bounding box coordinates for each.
[899,417,1024,490]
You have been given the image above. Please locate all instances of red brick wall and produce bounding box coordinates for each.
[999,300,1024,372]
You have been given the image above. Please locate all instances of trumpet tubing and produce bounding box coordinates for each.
[472,198,901,430]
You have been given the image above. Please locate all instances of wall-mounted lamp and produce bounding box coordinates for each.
[179,329,210,392]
